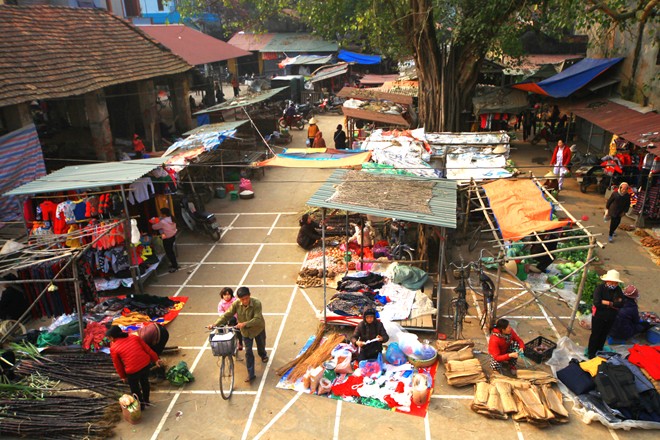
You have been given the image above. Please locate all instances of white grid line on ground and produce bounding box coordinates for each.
[151,284,297,288]
[220,226,298,230]
[267,213,282,236]
[253,391,303,440]
[179,312,286,316]
[424,413,431,440]
[150,214,239,440]
[177,261,303,265]
[513,420,525,440]
[177,242,299,246]
[152,390,257,395]
[333,400,342,440]
[299,287,320,315]
[213,212,298,216]
[440,315,573,320]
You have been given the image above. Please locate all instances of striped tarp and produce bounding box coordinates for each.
[0,123,46,221]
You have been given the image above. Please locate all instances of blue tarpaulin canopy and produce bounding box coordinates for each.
[512,57,623,98]
[338,50,381,65]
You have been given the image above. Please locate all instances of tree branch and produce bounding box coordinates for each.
[585,0,649,21]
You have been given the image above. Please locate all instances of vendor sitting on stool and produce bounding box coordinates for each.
[351,308,389,361]
[488,318,525,377]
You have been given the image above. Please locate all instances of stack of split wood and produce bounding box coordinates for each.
[471,371,569,427]
[436,339,486,386]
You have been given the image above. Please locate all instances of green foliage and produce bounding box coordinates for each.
[573,269,601,307]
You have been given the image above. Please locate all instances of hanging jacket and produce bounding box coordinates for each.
[488,327,525,363]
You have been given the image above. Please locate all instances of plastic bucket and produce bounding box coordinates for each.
[215,187,227,199]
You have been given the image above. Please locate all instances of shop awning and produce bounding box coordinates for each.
[258,148,372,168]
[137,25,251,65]
[307,169,457,229]
[337,87,413,105]
[360,74,400,85]
[341,106,409,127]
[309,64,349,83]
[482,179,571,241]
[512,57,623,98]
[564,99,660,148]
[182,120,249,137]
[278,55,333,67]
[338,50,382,65]
[472,87,529,115]
[193,87,289,115]
[4,157,169,196]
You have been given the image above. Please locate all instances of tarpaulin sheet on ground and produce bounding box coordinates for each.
[482,179,570,241]
[257,148,371,168]
[512,57,623,98]
[276,335,438,417]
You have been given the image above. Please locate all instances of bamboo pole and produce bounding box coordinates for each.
[436,227,445,332]
[567,236,595,335]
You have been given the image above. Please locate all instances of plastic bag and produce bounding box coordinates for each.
[381,320,405,344]
[398,332,425,358]
[578,311,592,330]
[385,342,407,366]
[334,355,353,374]
[239,178,253,192]
[359,353,384,377]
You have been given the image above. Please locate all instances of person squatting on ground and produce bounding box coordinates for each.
[609,285,652,341]
[587,269,624,359]
[107,325,162,410]
[312,131,326,149]
[137,322,169,356]
[351,308,389,361]
[488,318,525,377]
[550,140,571,191]
[296,214,323,250]
[150,208,179,273]
[209,287,268,383]
[217,287,244,351]
[605,182,631,243]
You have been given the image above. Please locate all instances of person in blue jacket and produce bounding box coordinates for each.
[609,285,651,341]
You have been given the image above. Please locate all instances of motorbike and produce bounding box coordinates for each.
[295,101,315,119]
[277,112,307,130]
[317,96,343,114]
[530,124,565,145]
[179,194,221,241]
[576,158,624,194]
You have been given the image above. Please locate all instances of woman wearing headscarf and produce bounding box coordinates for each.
[587,269,624,358]
[488,318,525,377]
[609,285,652,341]
[312,131,326,149]
[351,308,389,361]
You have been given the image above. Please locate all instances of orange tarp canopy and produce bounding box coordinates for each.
[482,179,571,241]
[257,149,372,168]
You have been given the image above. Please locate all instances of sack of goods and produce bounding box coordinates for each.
[118,394,142,424]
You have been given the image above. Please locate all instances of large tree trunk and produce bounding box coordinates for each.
[408,0,443,132]
[442,44,481,132]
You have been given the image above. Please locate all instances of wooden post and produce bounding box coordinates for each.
[491,258,503,324]
[568,236,595,335]
[170,73,194,134]
[435,227,446,332]
[322,208,327,323]
[136,79,160,151]
[84,89,114,161]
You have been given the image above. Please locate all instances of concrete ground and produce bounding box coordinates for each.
[111,117,658,439]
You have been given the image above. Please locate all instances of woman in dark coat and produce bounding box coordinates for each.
[333,124,347,149]
[351,308,389,361]
[296,214,322,250]
[587,270,624,358]
[609,285,651,340]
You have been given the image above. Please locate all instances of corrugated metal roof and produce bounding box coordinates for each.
[227,32,274,51]
[566,100,660,148]
[360,74,400,85]
[261,33,338,53]
[307,169,457,229]
[4,158,169,196]
[138,25,251,65]
[193,87,289,115]
[337,87,413,105]
[183,120,248,136]
[341,106,409,127]
[309,64,349,83]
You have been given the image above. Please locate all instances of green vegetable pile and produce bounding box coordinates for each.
[573,269,601,307]
[166,361,195,386]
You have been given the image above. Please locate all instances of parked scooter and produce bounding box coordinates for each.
[576,157,624,194]
[530,124,566,146]
[179,194,221,241]
[277,113,307,130]
[317,96,344,114]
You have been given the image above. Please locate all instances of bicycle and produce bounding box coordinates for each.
[389,219,415,261]
[209,326,239,399]
[466,250,496,331]
[448,260,474,340]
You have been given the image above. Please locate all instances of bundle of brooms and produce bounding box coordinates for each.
[276,325,346,382]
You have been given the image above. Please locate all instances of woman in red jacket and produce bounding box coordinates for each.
[550,139,571,191]
[488,318,525,377]
[107,325,161,409]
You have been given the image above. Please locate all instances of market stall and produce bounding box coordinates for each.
[4,158,177,295]
[305,169,457,332]
[463,175,603,335]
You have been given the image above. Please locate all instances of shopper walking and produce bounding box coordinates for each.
[107,325,161,410]
[605,182,631,242]
[231,75,240,97]
[307,118,319,147]
[550,140,571,191]
[587,270,624,359]
[151,208,179,272]
[333,124,347,149]
[208,287,268,383]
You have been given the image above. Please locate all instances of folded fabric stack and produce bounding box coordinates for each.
[471,371,568,426]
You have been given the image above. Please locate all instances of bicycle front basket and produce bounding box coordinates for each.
[210,332,235,356]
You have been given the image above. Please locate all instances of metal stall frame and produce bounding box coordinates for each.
[306,169,457,332]
[465,174,605,336]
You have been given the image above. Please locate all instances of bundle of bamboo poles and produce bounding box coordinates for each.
[276,324,346,383]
